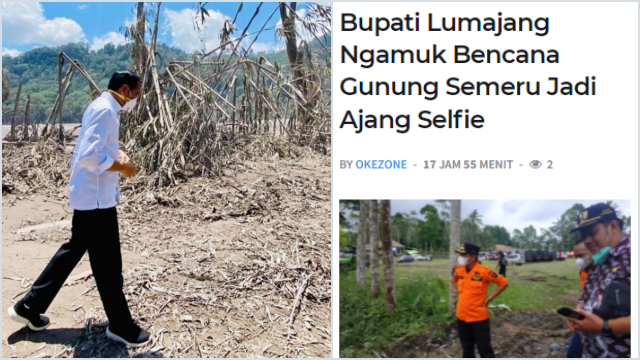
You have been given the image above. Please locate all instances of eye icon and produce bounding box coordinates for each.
[529,160,542,169]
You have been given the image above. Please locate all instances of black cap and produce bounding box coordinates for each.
[569,203,621,234]
[455,243,480,255]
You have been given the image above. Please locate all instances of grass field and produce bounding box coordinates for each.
[394,259,582,310]
[340,258,582,357]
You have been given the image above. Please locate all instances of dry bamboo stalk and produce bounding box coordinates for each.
[165,67,195,113]
[44,66,75,127]
[59,53,101,98]
[288,276,310,324]
[22,95,31,141]
[10,82,22,141]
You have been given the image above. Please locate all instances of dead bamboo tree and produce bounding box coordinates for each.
[2,69,10,104]
[369,200,381,299]
[279,2,304,95]
[57,53,65,143]
[449,200,461,314]
[380,200,395,313]
[43,66,75,138]
[10,82,22,141]
[22,95,31,141]
[132,2,146,75]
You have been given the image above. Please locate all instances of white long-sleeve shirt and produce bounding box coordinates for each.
[68,92,122,210]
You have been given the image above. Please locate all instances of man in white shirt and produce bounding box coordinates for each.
[8,71,150,347]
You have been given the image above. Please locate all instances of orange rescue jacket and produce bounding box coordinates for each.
[580,268,589,290]
[453,262,508,323]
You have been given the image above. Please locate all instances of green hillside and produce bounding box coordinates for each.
[2,35,331,125]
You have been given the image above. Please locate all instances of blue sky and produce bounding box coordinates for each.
[2,2,330,56]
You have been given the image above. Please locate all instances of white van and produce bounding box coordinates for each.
[507,253,525,266]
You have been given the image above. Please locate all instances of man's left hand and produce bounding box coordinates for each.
[566,310,604,333]
[482,297,492,309]
[118,150,130,164]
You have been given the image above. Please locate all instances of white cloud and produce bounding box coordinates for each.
[249,41,277,54]
[90,31,129,51]
[239,37,282,54]
[123,15,136,28]
[163,7,229,53]
[77,4,88,10]
[163,7,282,54]
[2,48,22,57]
[2,2,86,46]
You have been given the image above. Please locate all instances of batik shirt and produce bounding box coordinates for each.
[578,236,631,358]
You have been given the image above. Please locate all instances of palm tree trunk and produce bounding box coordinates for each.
[357,200,368,288]
[369,200,381,298]
[449,200,461,314]
[381,200,396,313]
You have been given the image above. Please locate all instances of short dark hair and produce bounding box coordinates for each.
[108,71,141,91]
[602,217,624,233]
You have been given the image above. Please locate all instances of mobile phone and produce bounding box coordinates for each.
[557,307,585,320]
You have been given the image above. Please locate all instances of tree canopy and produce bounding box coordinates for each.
[2,34,331,126]
[338,200,630,252]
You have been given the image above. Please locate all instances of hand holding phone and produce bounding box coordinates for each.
[557,307,585,320]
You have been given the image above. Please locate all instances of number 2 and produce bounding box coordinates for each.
[547,160,553,169]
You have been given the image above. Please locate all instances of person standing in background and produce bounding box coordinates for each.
[495,251,507,278]
[566,239,595,358]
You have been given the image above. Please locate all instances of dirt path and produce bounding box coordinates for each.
[2,157,331,358]
[385,310,574,358]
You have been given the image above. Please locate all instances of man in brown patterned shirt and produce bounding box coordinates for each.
[565,203,631,358]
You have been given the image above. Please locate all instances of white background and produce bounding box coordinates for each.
[332,2,638,357]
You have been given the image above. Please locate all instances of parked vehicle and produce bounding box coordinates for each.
[548,250,557,261]
[397,255,415,263]
[506,253,525,266]
[542,250,549,261]
[525,249,535,263]
[340,248,370,268]
[535,249,544,262]
[423,254,433,261]
[339,249,356,268]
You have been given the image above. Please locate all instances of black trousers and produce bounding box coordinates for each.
[499,267,506,277]
[458,318,495,358]
[21,207,134,330]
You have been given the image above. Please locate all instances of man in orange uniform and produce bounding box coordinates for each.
[452,243,509,358]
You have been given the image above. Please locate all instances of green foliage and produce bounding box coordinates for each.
[418,205,444,251]
[339,272,449,357]
[339,227,349,248]
[339,200,629,254]
[1,34,332,125]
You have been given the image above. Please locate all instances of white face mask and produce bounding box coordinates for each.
[576,255,591,269]
[458,256,468,266]
[121,97,137,112]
